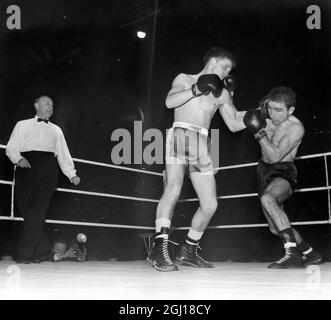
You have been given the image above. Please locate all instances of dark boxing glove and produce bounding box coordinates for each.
[223,75,237,94]
[258,95,270,119]
[243,109,267,141]
[192,74,224,98]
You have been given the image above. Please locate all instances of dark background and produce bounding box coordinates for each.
[0,0,331,261]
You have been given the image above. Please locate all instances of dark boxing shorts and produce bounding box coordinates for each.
[257,160,297,197]
[165,122,214,175]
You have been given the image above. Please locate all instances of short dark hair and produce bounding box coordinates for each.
[266,86,296,109]
[203,47,237,67]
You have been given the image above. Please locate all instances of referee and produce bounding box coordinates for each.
[6,96,81,263]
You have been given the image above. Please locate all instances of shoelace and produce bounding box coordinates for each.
[161,239,178,265]
[194,245,209,264]
[276,247,291,264]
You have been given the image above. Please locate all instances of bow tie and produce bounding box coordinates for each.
[37,118,49,123]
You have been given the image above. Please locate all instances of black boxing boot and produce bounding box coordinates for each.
[303,250,323,266]
[297,240,323,266]
[268,242,304,269]
[176,241,214,268]
[147,227,178,272]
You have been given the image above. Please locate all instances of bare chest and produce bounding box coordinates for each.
[265,124,286,145]
[177,94,219,116]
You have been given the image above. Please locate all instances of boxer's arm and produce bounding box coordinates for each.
[219,102,246,132]
[259,124,304,163]
[218,91,246,132]
[165,73,195,109]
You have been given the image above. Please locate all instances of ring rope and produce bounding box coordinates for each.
[0,179,13,185]
[72,158,162,176]
[175,220,330,230]
[0,144,162,176]
[0,216,155,230]
[214,152,331,171]
[56,187,159,203]
[0,216,327,230]
[2,143,331,176]
[178,187,330,203]
[323,155,331,221]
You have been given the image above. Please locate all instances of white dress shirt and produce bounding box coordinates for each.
[6,116,77,180]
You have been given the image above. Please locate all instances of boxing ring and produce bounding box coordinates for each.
[0,143,331,299]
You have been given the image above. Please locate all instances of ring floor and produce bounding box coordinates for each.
[0,261,330,299]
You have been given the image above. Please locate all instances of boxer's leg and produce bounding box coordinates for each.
[176,172,217,268]
[148,163,184,272]
[261,178,322,266]
[261,177,303,268]
[262,207,280,236]
[155,163,185,229]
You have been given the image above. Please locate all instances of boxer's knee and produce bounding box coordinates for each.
[164,178,183,200]
[200,198,218,217]
[261,192,277,211]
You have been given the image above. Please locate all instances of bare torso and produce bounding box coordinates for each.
[173,73,228,129]
[262,115,303,163]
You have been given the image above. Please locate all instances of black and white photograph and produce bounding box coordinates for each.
[0,0,330,304]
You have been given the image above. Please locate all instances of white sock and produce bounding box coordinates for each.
[303,247,313,255]
[284,242,297,248]
[187,228,203,244]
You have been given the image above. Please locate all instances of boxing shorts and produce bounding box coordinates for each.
[165,122,214,175]
[257,159,297,197]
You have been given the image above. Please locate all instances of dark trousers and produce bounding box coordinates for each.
[15,151,59,260]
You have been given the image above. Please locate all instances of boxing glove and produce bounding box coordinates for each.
[258,95,270,119]
[192,74,224,98]
[243,108,267,141]
[224,75,237,93]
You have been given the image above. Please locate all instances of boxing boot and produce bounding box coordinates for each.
[147,227,178,272]
[176,242,214,268]
[268,242,304,269]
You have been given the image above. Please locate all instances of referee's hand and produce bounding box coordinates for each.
[71,176,81,186]
[17,158,31,168]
